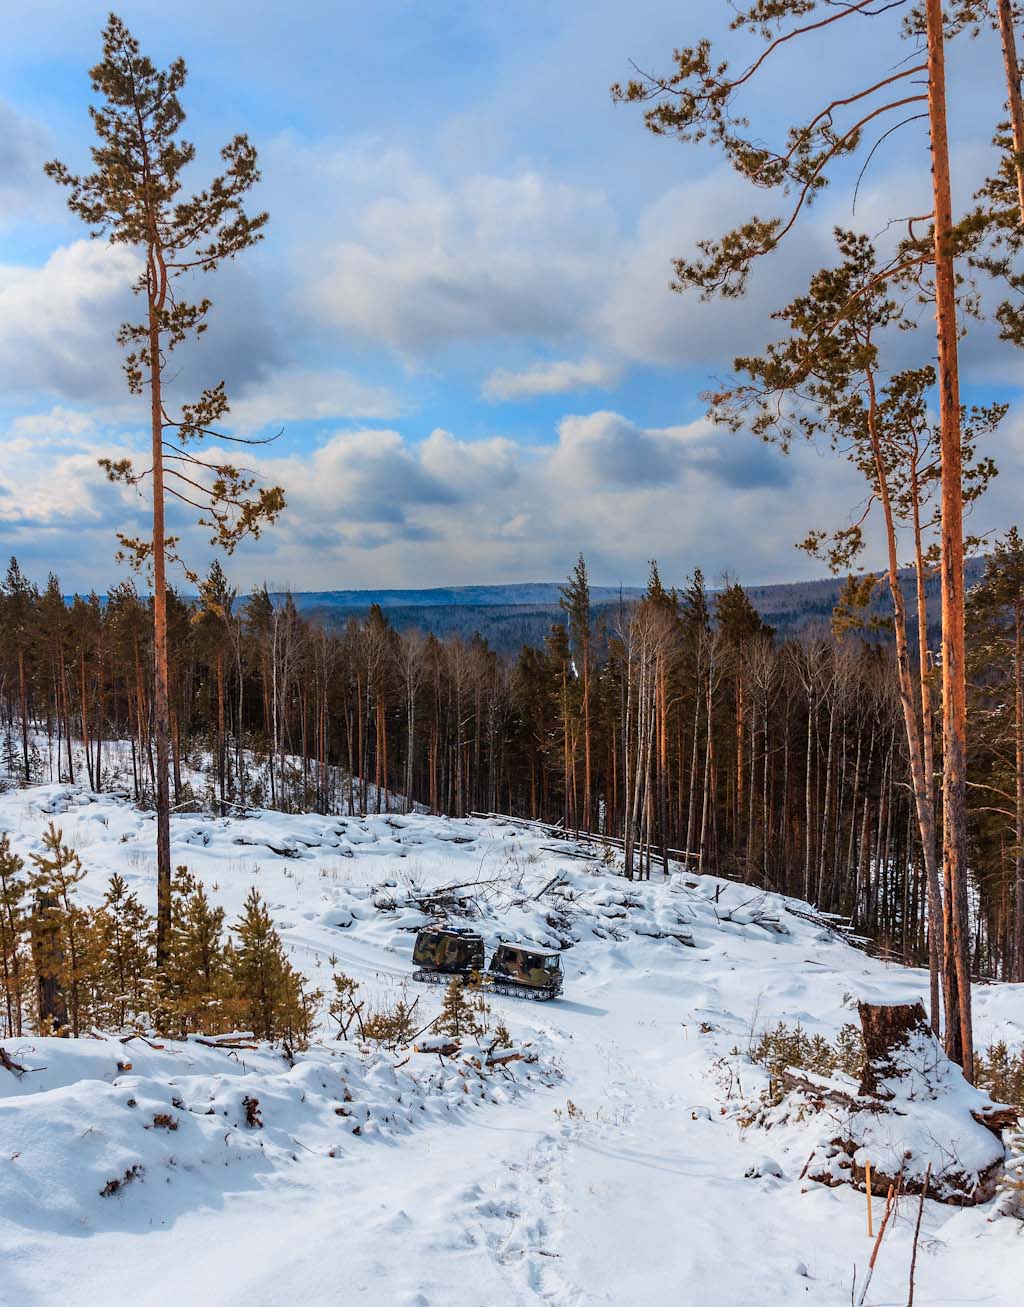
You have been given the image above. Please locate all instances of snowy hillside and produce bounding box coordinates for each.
[1,782,1022,1306]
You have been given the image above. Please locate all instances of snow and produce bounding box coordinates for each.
[1,777,1022,1305]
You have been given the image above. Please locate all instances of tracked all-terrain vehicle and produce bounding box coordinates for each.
[487,942,563,1000]
[411,926,485,986]
[411,927,563,1001]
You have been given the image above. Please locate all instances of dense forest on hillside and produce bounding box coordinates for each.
[291,561,987,654]
[4,546,1023,987]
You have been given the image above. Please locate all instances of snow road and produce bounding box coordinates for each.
[0,785,1021,1306]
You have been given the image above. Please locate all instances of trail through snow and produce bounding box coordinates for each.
[0,782,1022,1305]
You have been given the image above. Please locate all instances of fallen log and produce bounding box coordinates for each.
[119,1032,166,1050]
[414,1038,459,1056]
[972,1103,1020,1138]
[190,1036,258,1050]
[777,1068,859,1110]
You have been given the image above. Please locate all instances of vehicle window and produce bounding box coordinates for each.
[545,957,560,971]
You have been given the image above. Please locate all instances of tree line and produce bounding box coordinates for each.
[4,544,1024,993]
[18,6,1024,1080]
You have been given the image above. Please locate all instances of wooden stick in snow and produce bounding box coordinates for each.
[907,1163,931,1307]
[856,1182,896,1307]
[866,1160,873,1238]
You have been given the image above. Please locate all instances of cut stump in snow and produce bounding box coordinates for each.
[795,1000,1019,1205]
[858,1000,928,1098]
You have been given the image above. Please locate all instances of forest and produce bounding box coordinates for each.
[7,5,1024,1298]
[3,535,1024,993]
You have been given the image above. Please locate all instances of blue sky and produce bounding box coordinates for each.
[1,0,1023,595]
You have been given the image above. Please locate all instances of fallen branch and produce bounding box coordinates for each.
[971,1103,1020,1137]
[856,1180,897,1307]
[191,1036,258,1050]
[415,1038,460,1056]
[119,1032,166,1050]
[778,1068,860,1109]
[485,1050,527,1067]
[0,1047,31,1077]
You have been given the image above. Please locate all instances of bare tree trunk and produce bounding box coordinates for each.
[582,643,592,832]
[865,365,943,1029]
[78,656,90,790]
[685,678,702,869]
[1015,603,1024,979]
[912,464,943,1029]
[698,650,715,876]
[997,0,1024,224]
[147,290,172,967]
[17,651,29,782]
[216,649,226,816]
[804,680,815,903]
[926,0,973,1080]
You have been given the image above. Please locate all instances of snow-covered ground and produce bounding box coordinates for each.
[0,780,1022,1306]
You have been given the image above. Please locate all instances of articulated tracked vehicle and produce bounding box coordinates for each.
[411,926,563,1000]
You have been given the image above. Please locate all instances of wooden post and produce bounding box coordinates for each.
[865,1160,873,1238]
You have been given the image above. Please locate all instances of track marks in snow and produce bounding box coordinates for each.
[467,1128,589,1305]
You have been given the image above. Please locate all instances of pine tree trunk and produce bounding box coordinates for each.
[997,0,1024,225]
[1015,602,1024,979]
[583,643,592,833]
[17,650,29,782]
[804,684,815,902]
[79,657,92,791]
[912,472,943,1029]
[865,366,943,1026]
[216,649,226,815]
[148,290,173,968]
[699,668,714,876]
[925,0,973,1080]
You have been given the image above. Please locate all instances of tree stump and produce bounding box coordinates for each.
[796,998,1018,1205]
[858,999,929,1098]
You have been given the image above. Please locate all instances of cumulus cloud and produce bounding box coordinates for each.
[482,357,620,402]
[0,101,53,221]
[0,241,139,400]
[268,428,461,534]
[0,404,875,593]
[548,411,795,492]
[229,367,401,430]
[301,166,618,355]
[0,237,283,409]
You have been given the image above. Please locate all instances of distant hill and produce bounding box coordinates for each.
[291,563,988,655]
[288,583,644,609]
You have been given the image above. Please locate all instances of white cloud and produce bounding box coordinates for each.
[0,241,139,400]
[228,368,401,430]
[301,164,618,356]
[0,101,53,223]
[483,357,620,402]
[190,411,865,589]
[5,398,1015,595]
